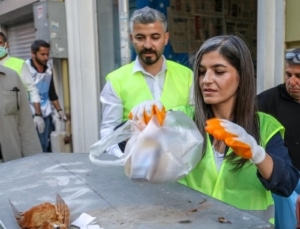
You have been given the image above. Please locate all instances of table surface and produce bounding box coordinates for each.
[0,153,273,229]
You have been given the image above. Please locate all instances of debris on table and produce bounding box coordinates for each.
[218,216,232,224]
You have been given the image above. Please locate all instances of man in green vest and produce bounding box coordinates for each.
[0,32,45,134]
[99,7,193,158]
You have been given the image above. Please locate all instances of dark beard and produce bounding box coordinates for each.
[35,57,47,66]
[139,49,159,65]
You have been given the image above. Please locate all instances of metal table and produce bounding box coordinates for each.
[0,153,272,229]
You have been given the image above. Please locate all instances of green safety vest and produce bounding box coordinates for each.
[3,56,24,76]
[107,60,193,120]
[177,107,284,212]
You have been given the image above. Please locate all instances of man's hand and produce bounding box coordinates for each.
[128,100,166,126]
[33,116,45,134]
[205,118,266,164]
[57,110,68,122]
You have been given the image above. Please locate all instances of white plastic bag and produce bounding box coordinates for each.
[89,111,204,183]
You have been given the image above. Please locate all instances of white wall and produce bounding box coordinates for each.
[65,0,101,153]
[256,0,285,94]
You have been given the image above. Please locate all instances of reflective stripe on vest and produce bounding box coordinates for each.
[178,111,284,215]
[3,57,24,76]
[107,61,193,120]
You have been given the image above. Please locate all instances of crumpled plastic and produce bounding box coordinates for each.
[89,110,204,183]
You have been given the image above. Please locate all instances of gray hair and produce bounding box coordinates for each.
[129,6,167,33]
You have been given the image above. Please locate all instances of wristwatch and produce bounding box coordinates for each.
[34,113,42,117]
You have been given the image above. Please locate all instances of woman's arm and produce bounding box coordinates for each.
[258,133,299,197]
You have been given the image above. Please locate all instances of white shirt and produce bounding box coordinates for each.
[100,57,169,157]
[213,147,225,171]
[0,55,40,103]
[100,57,194,157]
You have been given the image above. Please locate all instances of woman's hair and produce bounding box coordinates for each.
[129,6,167,33]
[193,35,259,170]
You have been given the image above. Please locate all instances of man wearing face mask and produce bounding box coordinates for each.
[0,32,45,136]
[99,7,193,158]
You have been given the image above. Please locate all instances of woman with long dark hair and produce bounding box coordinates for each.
[129,35,299,226]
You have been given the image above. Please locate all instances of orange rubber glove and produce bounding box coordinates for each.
[205,118,266,164]
[128,100,166,126]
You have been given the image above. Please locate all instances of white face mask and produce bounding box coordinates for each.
[0,43,7,58]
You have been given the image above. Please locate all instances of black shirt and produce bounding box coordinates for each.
[257,83,300,170]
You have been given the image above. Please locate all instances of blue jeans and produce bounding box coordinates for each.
[273,179,300,229]
[37,115,52,152]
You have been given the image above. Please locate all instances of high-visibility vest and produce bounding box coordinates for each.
[3,57,29,93]
[3,56,25,76]
[107,60,193,120]
[176,108,284,222]
[3,56,24,76]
